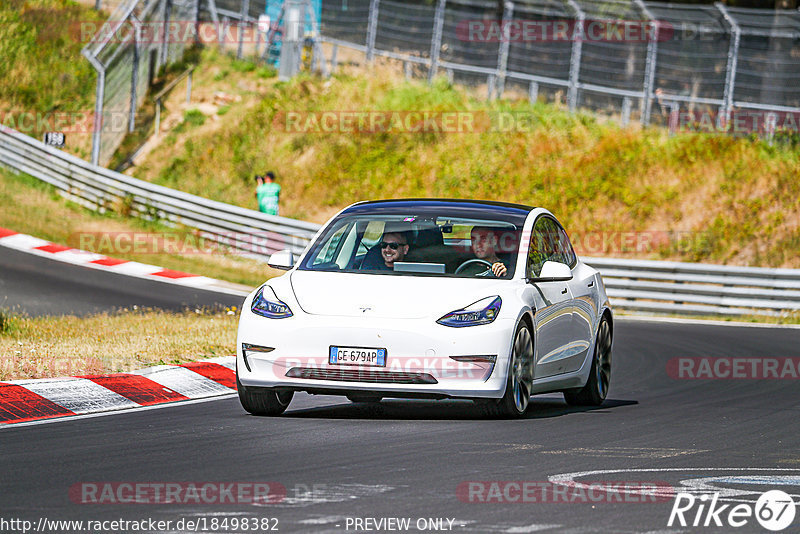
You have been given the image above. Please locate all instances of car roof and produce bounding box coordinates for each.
[344,198,536,215]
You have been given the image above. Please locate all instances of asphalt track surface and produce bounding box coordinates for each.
[0,247,244,315]
[2,250,800,533]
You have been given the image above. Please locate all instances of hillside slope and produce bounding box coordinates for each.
[127,54,800,268]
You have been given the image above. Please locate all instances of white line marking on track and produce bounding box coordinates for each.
[503,525,562,533]
[549,468,800,504]
[540,447,708,459]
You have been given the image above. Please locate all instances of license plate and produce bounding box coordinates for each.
[329,346,386,367]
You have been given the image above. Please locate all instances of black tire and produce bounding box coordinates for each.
[564,315,612,406]
[485,322,534,418]
[237,374,293,416]
[346,395,383,403]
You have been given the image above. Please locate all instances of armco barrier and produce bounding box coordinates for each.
[0,128,319,258]
[1,127,799,317]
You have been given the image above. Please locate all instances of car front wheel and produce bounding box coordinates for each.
[237,374,293,416]
[486,322,534,418]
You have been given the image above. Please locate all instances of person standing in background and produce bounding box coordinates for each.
[255,171,281,215]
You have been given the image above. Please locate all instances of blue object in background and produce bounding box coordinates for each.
[264,0,321,66]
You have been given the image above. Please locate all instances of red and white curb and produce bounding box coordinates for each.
[0,356,237,425]
[0,227,249,296]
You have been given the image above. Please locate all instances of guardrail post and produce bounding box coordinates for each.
[716,3,740,131]
[528,81,538,104]
[365,0,380,63]
[566,0,584,111]
[621,96,632,126]
[428,0,446,83]
[635,0,659,126]
[493,1,513,100]
[237,0,250,59]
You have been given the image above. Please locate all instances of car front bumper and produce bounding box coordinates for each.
[236,310,517,399]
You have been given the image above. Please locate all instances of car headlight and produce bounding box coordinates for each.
[436,296,501,327]
[251,286,293,319]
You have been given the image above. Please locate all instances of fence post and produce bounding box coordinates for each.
[82,46,105,166]
[428,0,446,83]
[565,0,584,111]
[160,0,173,67]
[494,1,513,100]
[128,16,142,133]
[716,3,740,130]
[237,0,250,59]
[635,0,658,126]
[193,0,201,44]
[365,0,380,63]
[91,70,105,166]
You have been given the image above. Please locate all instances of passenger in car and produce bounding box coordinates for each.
[360,231,410,271]
[470,226,509,277]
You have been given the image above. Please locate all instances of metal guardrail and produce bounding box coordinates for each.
[0,128,319,258]
[584,257,800,317]
[1,126,799,317]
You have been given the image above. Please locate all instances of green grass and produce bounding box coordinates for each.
[0,0,105,160]
[131,57,800,268]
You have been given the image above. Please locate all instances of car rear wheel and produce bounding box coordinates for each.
[486,322,534,418]
[237,374,293,416]
[564,315,612,406]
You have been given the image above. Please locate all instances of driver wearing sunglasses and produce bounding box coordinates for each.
[379,232,409,270]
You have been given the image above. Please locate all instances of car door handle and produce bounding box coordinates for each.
[561,287,568,294]
[588,280,594,287]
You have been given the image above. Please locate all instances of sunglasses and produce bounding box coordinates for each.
[380,241,405,250]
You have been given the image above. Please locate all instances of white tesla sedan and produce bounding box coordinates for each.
[236,199,612,418]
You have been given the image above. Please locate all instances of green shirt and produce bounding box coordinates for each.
[256,182,281,215]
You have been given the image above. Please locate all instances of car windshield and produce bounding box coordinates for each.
[298,205,527,278]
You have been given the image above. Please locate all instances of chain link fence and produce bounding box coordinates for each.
[316,0,800,128]
[84,0,800,166]
[83,0,198,166]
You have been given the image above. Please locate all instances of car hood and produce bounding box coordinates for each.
[289,270,508,319]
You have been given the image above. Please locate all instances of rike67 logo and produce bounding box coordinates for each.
[668,490,796,531]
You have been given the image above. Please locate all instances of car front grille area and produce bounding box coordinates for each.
[285,367,438,385]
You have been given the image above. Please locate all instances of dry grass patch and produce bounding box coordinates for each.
[0,307,238,380]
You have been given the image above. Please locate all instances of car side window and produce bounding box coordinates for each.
[553,223,576,266]
[527,217,558,278]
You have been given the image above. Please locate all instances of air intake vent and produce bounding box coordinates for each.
[286,367,438,384]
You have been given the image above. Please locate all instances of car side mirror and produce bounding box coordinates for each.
[531,261,572,282]
[268,249,295,270]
